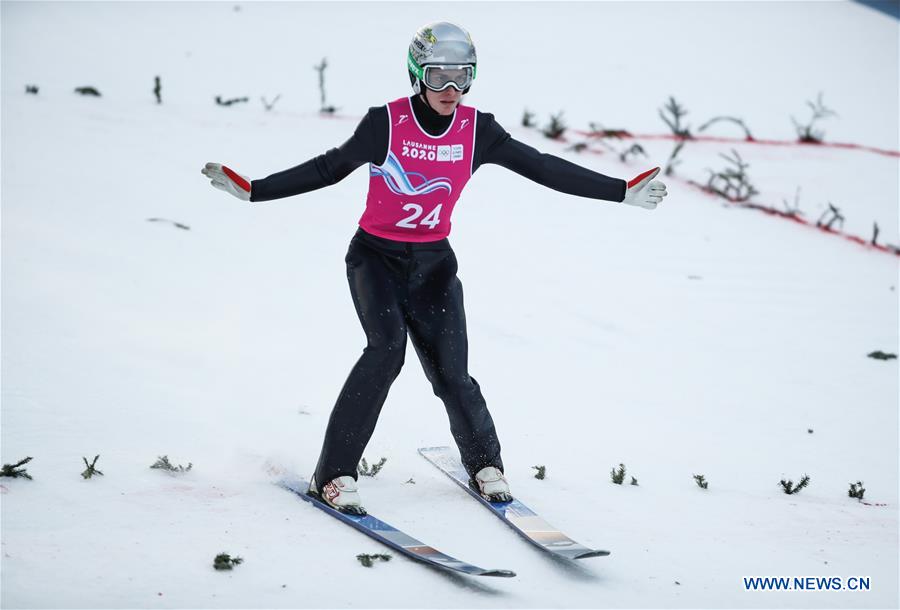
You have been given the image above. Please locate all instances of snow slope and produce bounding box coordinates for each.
[2,2,898,608]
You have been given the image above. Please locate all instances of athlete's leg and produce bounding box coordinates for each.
[404,247,503,477]
[313,235,409,485]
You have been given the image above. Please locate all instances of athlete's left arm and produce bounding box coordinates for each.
[474,112,667,209]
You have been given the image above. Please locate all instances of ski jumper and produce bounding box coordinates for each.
[313,98,503,485]
[249,95,627,486]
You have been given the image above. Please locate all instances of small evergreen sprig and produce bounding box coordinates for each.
[620,143,648,164]
[782,186,803,218]
[213,553,244,570]
[815,202,845,231]
[357,457,387,477]
[693,474,708,489]
[630,476,639,486]
[150,455,192,474]
[698,115,754,141]
[587,122,630,139]
[81,455,104,479]
[659,96,692,139]
[658,95,692,178]
[611,463,626,485]
[215,95,249,107]
[522,109,536,128]
[314,58,338,114]
[357,553,391,567]
[542,111,566,139]
[1,457,34,480]
[261,94,282,112]
[867,351,897,361]
[153,76,162,104]
[848,481,865,500]
[146,217,190,231]
[532,465,546,480]
[780,474,810,495]
[74,86,101,96]
[705,149,759,202]
[664,140,686,176]
[791,92,837,143]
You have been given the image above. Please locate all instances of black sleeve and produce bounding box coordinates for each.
[249,106,389,203]
[473,111,627,203]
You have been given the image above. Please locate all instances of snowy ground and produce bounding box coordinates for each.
[2,2,898,609]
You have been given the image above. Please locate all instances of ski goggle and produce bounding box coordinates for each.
[422,65,475,92]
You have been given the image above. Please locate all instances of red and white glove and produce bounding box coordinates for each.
[201,162,251,201]
[623,167,668,210]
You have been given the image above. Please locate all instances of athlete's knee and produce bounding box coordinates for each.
[363,331,407,373]
[430,371,477,401]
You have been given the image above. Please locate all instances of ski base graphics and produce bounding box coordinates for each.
[278,477,516,577]
[418,447,610,561]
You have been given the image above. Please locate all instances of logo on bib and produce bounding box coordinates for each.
[437,144,465,163]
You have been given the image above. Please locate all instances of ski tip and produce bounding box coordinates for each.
[417,446,450,455]
[481,568,517,578]
[574,549,611,559]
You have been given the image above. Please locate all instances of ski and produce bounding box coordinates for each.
[278,477,516,578]
[418,446,610,561]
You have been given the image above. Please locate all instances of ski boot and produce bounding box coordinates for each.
[471,466,513,503]
[309,474,367,516]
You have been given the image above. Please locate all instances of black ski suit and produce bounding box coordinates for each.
[250,95,626,484]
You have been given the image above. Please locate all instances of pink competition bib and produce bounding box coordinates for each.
[359,97,477,242]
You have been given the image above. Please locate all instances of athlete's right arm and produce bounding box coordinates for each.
[200,107,387,203]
